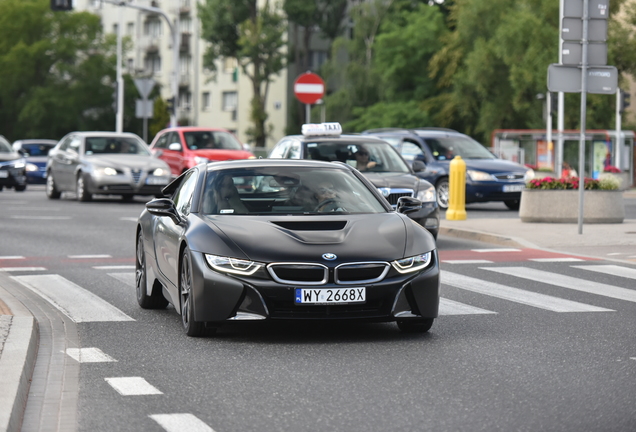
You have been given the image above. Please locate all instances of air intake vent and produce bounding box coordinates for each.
[272,221,347,231]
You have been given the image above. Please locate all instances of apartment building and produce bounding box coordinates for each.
[74,0,291,148]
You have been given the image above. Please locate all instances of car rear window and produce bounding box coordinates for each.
[85,137,150,156]
[184,131,243,151]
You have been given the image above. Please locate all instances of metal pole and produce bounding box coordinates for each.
[557,0,565,178]
[547,93,552,170]
[116,5,124,133]
[578,0,589,235]
[305,104,311,124]
[616,90,622,169]
[171,18,179,128]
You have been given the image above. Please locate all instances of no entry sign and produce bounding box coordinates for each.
[294,72,325,105]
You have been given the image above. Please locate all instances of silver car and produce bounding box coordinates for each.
[45,131,172,201]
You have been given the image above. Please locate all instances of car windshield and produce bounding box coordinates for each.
[84,137,150,156]
[425,136,495,160]
[305,141,411,174]
[21,143,55,156]
[201,166,387,216]
[184,131,243,150]
[0,138,13,153]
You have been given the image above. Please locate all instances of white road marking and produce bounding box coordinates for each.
[529,258,585,262]
[483,267,636,303]
[0,256,25,260]
[439,298,497,315]
[0,267,47,272]
[573,264,636,280]
[94,265,135,270]
[119,217,139,222]
[150,414,215,432]
[607,253,623,256]
[66,348,117,363]
[471,248,522,253]
[108,272,135,287]
[10,215,71,220]
[13,274,135,322]
[68,254,112,259]
[443,271,613,312]
[442,260,494,264]
[105,377,163,396]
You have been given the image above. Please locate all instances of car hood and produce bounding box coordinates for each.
[85,155,168,170]
[463,159,528,174]
[199,213,410,263]
[0,153,21,162]
[190,149,254,161]
[360,172,422,190]
[26,156,48,165]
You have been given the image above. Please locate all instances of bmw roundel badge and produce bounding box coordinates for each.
[322,253,337,261]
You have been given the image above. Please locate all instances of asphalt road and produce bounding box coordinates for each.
[1,187,635,432]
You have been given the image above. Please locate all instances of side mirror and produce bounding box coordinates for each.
[17,149,29,157]
[146,198,182,224]
[397,196,423,215]
[412,160,426,172]
[168,142,182,151]
[152,149,164,157]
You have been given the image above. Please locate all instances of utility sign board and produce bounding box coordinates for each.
[561,18,607,41]
[294,72,325,105]
[563,0,609,19]
[562,42,607,65]
[134,78,156,99]
[136,100,154,118]
[548,64,618,94]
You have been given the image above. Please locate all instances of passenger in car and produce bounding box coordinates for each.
[213,175,249,214]
[353,146,377,172]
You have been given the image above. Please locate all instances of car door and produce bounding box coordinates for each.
[51,135,80,190]
[154,169,198,288]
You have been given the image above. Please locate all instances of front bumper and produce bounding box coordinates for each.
[0,165,27,188]
[188,251,440,323]
[466,181,525,203]
[85,172,170,195]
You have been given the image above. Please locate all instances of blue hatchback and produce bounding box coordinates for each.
[363,128,534,210]
[12,139,58,184]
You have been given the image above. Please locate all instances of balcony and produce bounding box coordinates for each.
[141,35,160,53]
[179,73,191,87]
[179,0,191,14]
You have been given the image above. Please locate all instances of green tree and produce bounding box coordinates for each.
[0,0,119,141]
[199,0,286,147]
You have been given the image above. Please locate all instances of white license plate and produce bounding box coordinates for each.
[0,171,8,178]
[146,177,168,185]
[295,287,366,304]
[503,184,524,192]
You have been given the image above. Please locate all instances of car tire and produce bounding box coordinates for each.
[136,232,169,309]
[504,199,520,210]
[180,247,205,337]
[15,185,26,192]
[435,178,449,210]
[76,174,92,202]
[46,172,61,199]
[397,318,434,333]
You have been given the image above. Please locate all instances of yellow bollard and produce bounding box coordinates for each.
[445,155,467,220]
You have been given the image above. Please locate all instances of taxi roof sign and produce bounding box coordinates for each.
[301,122,342,137]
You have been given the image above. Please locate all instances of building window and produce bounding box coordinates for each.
[223,57,238,73]
[126,22,134,36]
[144,19,162,37]
[179,55,192,74]
[179,91,192,110]
[145,55,161,74]
[127,58,134,72]
[113,23,118,35]
[180,17,191,33]
[222,91,238,111]
[202,92,210,111]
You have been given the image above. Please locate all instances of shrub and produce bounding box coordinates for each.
[526,176,619,190]
[603,165,621,173]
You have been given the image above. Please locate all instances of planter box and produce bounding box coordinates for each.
[598,172,632,190]
[519,189,624,223]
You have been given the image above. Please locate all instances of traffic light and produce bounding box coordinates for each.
[111,82,118,112]
[549,92,558,116]
[620,89,631,113]
[166,97,175,115]
[51,0,73,11]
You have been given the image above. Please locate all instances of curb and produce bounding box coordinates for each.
[439,226,537,249]
[0,286,39,432]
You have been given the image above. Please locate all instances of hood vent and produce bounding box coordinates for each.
[272,221,347,231]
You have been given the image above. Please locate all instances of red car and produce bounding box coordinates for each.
[149,127,255,177]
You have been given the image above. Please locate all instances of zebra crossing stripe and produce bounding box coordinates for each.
[443,271,613,312]
[105,377,163,395]
[439,298,497,315]
[149,414,215,432]
[66,348,117,363]
[482,267,636,303]
[12,274,135,322]
[572,265,636,280]
[442,260,494,264]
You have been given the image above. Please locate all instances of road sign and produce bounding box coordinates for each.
[548,64,618,94]
[563,0,609,19]
[561,18,607,41]
[134,78,155,99]
[562,42,607,65]
[293,72,325,105]
[136,100,154,118]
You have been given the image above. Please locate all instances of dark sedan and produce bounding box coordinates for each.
[136,159,440,336]
[0,135,27,192]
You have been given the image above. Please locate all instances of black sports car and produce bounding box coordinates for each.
[136,159,440,336]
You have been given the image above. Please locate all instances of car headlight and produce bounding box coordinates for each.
[152,168,167,176]
[12,159,26,169]
[416,185,436,203]
[524,169,535,181]
[391,253,432,274]
[194,156,209,164]
[205,254,264,276]
[466,170,494,181]
[95,167,119,176]
[26,163,39,172]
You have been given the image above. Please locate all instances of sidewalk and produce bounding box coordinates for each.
[0,189,634,431]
